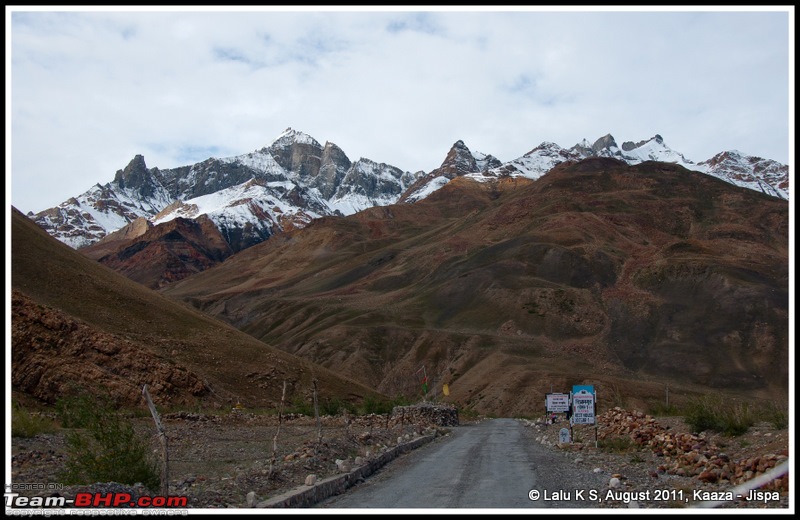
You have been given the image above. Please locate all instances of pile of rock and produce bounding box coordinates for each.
[596,408,788,492]
[388,403,459,427]
[162,411,219,422]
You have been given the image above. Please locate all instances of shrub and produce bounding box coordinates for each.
[320,397,356,416]
[359,396,394,415]
[285,396,314,416]
[59,395,160,491]
[359,395,411,415]
[683,394,754,436]
[12,403,58,438]
[56,394,98,428]
[762,401,788,430]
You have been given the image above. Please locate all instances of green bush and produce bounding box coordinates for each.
[59,395,160,491]
[762,401,788,430]
[12,403,58,438]
[285,396,314,416]
[683,394,754,436]
[56,394,98,428]
[319,397,356,416]
[358,396,395,415]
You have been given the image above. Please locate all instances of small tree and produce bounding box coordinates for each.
[59,395,159,491]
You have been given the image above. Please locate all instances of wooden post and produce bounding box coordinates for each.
[142,385,169,495]
[269,381,287,479]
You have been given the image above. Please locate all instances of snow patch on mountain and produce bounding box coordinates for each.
[696,150,789,199]
[221,149,286,177]
[403,176,450,203]
[270,127,321,149]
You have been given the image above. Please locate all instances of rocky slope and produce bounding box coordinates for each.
[162,158,789,416]
[10,206,381,408]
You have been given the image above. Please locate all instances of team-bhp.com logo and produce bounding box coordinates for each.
[5,484,188,509]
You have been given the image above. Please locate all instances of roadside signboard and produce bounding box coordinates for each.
[546,393,570,413]
[571,385,596,425]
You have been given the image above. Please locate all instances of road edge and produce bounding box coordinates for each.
[257,432,439,508]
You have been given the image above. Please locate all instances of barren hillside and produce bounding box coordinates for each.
[162,158,789,416]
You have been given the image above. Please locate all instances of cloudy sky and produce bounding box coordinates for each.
[6,6,793,214]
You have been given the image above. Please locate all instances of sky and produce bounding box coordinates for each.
[5,6,794,215]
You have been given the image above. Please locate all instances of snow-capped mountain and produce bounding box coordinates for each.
[408,133,789,202]
[400,140,501,203]
[697,150,789,200]
[29,128,788,253]
[30,128,421,250]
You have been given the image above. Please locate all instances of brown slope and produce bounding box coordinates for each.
[10,207,380,408]
[80,215,234,289]
[163,158,789,416]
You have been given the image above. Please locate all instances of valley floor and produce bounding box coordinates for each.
[9,408,791,510]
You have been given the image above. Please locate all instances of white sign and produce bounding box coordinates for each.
[571,390,596,425]
[559,428,571,444]
[546,393,570,413]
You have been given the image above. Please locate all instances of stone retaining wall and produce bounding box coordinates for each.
[258,433,436,508]
[389,403,459,428]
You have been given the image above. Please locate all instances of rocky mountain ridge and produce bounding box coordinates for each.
[403,134,788,202]
[29,129,789,259]
[30,128,421,250]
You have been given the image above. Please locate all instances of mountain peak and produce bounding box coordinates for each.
[622,134,665,151]
[592,134,619,153]
[113,154,152,192]
[438,140,478,177]
[269,127,321,149]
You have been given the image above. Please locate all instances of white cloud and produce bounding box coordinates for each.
[7,7,792,214]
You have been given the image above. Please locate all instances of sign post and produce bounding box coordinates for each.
[570,385,597,447]
[546,392,570,424]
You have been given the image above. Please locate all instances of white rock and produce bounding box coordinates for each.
[609,477,621,488]
[246,491,257,507]
[305,474,317,486]
[593,468,602,473]
[627,500,639,508]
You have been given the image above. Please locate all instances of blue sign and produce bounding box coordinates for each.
[571,385,596,425]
